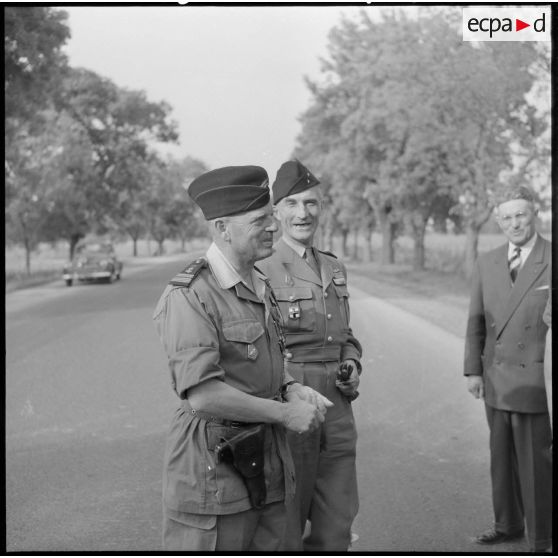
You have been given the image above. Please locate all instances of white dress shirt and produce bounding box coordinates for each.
[508,232,538,269]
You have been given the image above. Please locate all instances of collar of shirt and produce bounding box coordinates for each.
[281,235,309,258]
[508,232,537,266]
[206,242,265,301]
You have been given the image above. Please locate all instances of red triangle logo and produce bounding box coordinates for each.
[516,18,530,31]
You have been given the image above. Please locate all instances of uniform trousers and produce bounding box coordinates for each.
[284,360,358,551]
[485,404,552,551]
[163,501,286,551]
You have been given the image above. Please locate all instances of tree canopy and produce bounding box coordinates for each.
[5,7,207,272]
[5,7,70,128]
[295,7,550,274]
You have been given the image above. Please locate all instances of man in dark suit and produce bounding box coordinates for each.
[464,186,552,553]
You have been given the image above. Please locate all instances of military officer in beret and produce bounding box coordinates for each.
[464,186,552,552]
[153,165,332,551]
[259,160,362,551]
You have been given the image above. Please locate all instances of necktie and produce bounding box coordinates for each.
[305,247,320,277]
[509,246,521,284]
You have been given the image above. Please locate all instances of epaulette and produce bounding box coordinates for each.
[317,249,338,259]
[169,257,207,287]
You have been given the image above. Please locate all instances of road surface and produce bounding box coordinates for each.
[5,254,531,552]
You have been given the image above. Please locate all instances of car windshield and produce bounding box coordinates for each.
[77,243,112,255]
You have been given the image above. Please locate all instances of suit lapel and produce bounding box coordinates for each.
[486,245,512,337]
[497,236,548,338]
[492,244,513,300]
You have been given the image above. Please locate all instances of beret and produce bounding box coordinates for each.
[272,160,320,205]
[494,186,536,207]
[188,166,270,220]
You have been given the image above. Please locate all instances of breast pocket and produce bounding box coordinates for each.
[274,287,316,333]
[222,320,265,361]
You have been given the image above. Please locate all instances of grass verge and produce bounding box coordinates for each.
[347,261,470,339]
[5,270,62,294]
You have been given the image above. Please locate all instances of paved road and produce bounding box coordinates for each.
[5,254,531,552]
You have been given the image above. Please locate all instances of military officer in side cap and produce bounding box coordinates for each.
[259,160,363,551]
[153,165,332,551]
[464,186,552,552]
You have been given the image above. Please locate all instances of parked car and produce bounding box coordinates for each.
[63,242,123,286]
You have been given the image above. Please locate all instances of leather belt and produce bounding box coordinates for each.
[284,345,341,363]
[181,399,246,428]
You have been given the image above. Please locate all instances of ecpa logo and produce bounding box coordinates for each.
[463,7,550,42]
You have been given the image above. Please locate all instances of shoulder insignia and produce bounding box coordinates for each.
[317,249,338,259]
[169,257,207,287]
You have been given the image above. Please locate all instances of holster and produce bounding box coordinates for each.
[214,424,267,509]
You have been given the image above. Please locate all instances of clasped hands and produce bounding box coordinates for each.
[281,359,360,434]
[282,383,333,434]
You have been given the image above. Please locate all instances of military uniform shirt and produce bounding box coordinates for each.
[259,237,362,366]
[153,242,294,515]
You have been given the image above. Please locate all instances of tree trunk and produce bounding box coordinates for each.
[411,214,427,271]
[351,228,359,261]
[132,237,138,257]
[24,237,32,276]
[380,217,395,265]
[156,240,165,256]
[323,223,334,253]
[464,222,480,279]
[412,227,426,270]
[69,234,82,260]
[365,227,373,262]
[181,236,186,252]
[341,229,349,257]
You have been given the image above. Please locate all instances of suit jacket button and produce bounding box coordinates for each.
[327,336,333,342]
[518,342,525,349]
[491,322,496,328]
[285,352,293,360]
[324,292,329,298]
[520,363,526,368]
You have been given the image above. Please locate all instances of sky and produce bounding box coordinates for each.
[62,5,372,180]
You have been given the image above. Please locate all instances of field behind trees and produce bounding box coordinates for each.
[4,231,513,295]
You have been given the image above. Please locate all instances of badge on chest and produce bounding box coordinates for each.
[247,344,258,360]
[288,302,301,320]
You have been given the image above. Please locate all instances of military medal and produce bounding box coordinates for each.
[247,344,258,360]
[288,303,301,319]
